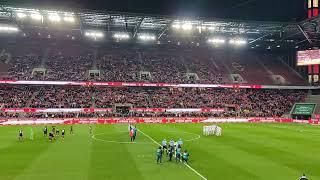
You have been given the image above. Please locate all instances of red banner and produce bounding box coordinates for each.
[0,117,315,126]
[0,80,264,89]
[0,108,225,113]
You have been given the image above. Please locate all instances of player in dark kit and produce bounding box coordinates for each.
[156,146,163,164]
[70,126,74,135]
[43,126,48,137]
[133,126,137,141]
[61,129,65,140]
[168,146,174,161]
[56,128,60,136]
[18,129,23,141]
[176,147,181,163]
[49,131,55,142]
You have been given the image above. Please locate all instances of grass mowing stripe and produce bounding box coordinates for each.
[137,129,208,180]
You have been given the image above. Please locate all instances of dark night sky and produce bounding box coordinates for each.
[4,0,307,21]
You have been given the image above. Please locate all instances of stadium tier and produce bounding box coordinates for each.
[0,42,307,85]
[0,85,307,117]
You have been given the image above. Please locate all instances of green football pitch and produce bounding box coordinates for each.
[0,123,319,180]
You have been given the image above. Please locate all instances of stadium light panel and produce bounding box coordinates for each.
[138,34,156,41]
[113,32,130,40]
[172,24,181,29]
[0,26,19,32]
[48,14,61,22]
[181,23,192,30]
[84,31,104,39]
[208,38,225,44]
[208,26,215,31]
[229,39,247,45]
[17,12,27,19]
[30,13,42,21]
[63,16,75,23]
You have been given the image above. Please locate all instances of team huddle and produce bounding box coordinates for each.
[157,138,189,164]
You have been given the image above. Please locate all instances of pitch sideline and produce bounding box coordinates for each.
[137,129,208,180]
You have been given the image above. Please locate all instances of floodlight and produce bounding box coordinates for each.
[48,14,61,22]
[181,23,192,30]
[8,27,19,31]
[229,39,247,45]
[64,16,75,23]
[208,38,225,44]
[197,25,207,30]
[208,26,215,31]
[113,32,130,40]
[0,25,19,32]
[172,24,181,29]
[17,12,27,19]
[84,31,104,39]
[30,13,42,21]
[138,34,156,41]
[95,32,104,38]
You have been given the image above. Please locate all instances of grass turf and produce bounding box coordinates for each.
[0,123,319,180]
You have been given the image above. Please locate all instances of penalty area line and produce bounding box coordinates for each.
[137,129,208,180]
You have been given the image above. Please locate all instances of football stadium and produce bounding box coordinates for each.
[0,1,320,180]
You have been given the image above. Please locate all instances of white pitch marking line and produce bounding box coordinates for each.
[137,129,208,180]
[91,133,153,144]
[164,130,201,142]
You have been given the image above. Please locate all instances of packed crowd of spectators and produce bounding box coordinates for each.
[0,86,34,108]
[44,54,94,81]
[7,55,42,80]
[2,43,307,85]
[0,85,306,117]
[30,86,93,108]
[95,49,141,82]
[2,46,240,84]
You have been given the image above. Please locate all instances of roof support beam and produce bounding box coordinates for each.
[158,20,172,40]
[249,32,273,44]
[298,24,312,45]
[133,17,144,38]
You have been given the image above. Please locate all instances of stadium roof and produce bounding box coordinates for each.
[0,5,320,49]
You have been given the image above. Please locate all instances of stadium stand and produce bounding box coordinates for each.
[0,85,307,117]
[0,43,307,85]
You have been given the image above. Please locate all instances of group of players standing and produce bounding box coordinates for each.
[157,138,189,164]
[18,125,75,142]
[43,126,68,142]
[127,124,190,164]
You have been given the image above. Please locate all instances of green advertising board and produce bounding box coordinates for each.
[291,103,316,115]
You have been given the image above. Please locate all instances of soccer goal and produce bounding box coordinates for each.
[203,125,222,136]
